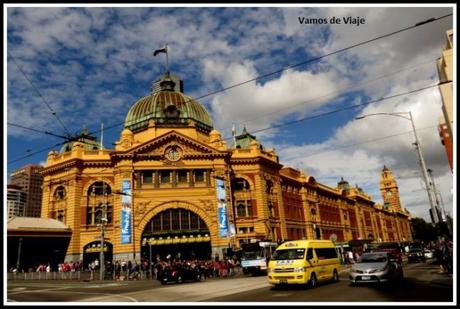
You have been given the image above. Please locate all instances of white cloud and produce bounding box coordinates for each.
[205,59,351,138]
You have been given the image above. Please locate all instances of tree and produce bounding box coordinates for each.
[410,217,437,243]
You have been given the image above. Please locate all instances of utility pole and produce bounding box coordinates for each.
[427,169,452,236]
[408,112,439,224]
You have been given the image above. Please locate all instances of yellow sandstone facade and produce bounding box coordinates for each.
[40,74,412,263]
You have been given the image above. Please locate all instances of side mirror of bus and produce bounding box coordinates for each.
[306,252,313,260]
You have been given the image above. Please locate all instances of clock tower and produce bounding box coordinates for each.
[380,165,402,212]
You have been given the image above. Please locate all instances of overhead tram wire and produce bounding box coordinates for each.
[7,14,452,164]
[8,82,440,165]
[295,124,439,160]
[5,54,439,149]
[189,14,452,103]
[6,55,440,153]
[33,55,440,143]
[236,56,440,127]
[221,83,440,141]
[7,51,72,137]
[7,122,70,140]
[81,14,452,139]
[7,142,70,165]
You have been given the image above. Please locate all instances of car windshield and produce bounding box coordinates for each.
[271,249,305,260]
[358,253,387,263]
[243,252,260,259]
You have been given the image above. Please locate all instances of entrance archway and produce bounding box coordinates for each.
[83,241,113,269]
[141,208,211,262]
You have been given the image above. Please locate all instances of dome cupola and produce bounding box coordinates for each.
[124,74,213,133]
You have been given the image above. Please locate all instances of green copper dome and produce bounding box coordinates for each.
[59,128,101,153]
[124,75,213,133]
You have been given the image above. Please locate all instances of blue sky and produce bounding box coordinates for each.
[5,5,455,222]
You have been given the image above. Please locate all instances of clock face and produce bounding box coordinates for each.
[164,145,182,161]
[386,191,393,197]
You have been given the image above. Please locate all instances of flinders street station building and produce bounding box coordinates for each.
[37,73,412,264]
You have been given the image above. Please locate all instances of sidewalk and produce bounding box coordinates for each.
[431,274,453,287]
[428,261,453,287]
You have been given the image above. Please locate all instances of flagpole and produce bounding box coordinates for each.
[100,122,104,150]
[165,43,169,75]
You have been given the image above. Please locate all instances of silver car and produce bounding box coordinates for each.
[424,249,434,259]
[349,252,403,285]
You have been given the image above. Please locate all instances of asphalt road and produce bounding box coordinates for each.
[208,262,454,302]
[6,261,453,303]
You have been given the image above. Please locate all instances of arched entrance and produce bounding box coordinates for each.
[141,208,211,262]
[83,241,113,269]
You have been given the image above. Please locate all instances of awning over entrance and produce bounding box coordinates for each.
[7,217,72,271]
[7,217,72,237]
[142,235,211,246]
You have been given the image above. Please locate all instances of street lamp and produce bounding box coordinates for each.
[355,111,440,224]
[98,182,108,281]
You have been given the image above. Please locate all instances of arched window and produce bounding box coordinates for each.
[88,181,112,196]
[237,202,246,217]
[265,179,273,194]
[231,178,250,191]
[87,203,112,225]
[86,181,112,226]
[236,200,253,217]
[54,186,66,200]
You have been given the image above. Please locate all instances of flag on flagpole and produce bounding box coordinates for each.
[153,46,167,56]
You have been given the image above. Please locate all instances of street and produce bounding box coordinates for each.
[6,261,453,303]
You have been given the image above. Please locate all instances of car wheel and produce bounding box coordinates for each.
[332,269,339,283]
[309,273,317,289]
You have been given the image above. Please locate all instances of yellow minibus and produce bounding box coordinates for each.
[267,240,340,288]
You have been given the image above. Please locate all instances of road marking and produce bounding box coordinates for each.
[8,282,127,289]
[57,291,138,302]
[8,286,70,295]
[9,288,138,302]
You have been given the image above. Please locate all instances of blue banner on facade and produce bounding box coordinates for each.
[215,178,229,238]
[121,180,132,244]
[218,202,229,237]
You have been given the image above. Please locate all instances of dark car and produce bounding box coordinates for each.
[158,266,202,284]
[372,248,403,264]
[408,249,426,263]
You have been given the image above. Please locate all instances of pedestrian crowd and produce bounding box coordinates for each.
[151,254,242,281]
[8,254,244,282]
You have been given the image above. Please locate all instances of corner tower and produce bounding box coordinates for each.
[379,165,402,212]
